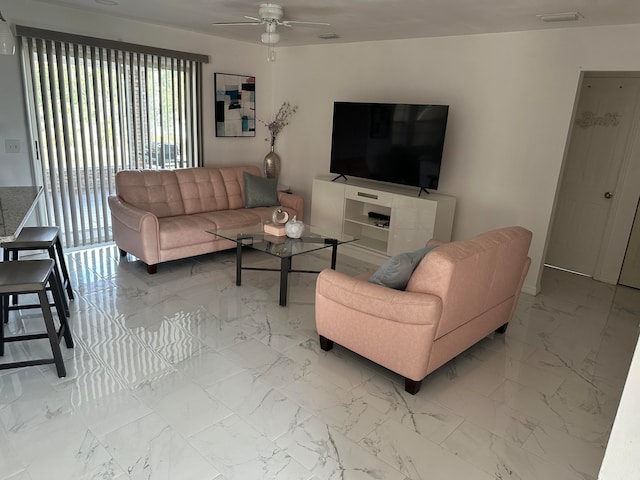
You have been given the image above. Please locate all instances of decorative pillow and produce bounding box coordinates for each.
[243,172,280,208]
[368,245,438,290]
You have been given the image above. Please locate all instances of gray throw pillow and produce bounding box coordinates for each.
[368,245,438,290]
[243,172,280,208]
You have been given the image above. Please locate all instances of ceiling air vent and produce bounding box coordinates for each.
[536,12,582,22]
[318,33,340,40]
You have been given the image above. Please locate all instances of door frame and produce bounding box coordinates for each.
[547,71,640,285]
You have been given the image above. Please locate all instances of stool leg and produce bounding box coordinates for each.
[59,315,74,349]
[49,273,74,349]
[0,294,6,355]
[38,289,66,377]
[10,250,18,306]
[49,269,69,321]
[0,249,7,317]
[47,246,69,317]
[1,292,7,326]
[53,237,74,301]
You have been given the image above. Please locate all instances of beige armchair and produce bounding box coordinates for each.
[315,226,532,394]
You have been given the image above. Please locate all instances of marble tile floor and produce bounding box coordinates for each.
[1,244,639,480]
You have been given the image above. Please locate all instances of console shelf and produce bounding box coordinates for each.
[311,177,456,263]
[345,217,389,229]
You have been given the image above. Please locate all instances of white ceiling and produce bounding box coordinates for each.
[32,0,640,46]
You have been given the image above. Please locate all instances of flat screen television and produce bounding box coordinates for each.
[329,101,449,191]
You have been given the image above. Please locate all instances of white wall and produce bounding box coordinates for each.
[0,46,32,185]
[271,24,640,294]
[0,0,274,179]
[599,333,640,479]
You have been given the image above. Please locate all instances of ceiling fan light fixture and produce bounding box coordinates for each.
[261,31,280,44]
[536,12,582,23]
[258,3,284,21]
[212,3,331,51]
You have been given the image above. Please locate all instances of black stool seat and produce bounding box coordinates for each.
[1,226,60,249]
[0,259,56,292]
[0,259,73,377]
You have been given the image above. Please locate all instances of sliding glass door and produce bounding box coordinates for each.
[18,27,206,248]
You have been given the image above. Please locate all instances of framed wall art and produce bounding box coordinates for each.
[214,73,256,137]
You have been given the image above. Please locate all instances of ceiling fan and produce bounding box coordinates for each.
[211,3,330,45]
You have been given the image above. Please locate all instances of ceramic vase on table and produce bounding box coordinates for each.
[285,216,305,238]
[263,141,281,179]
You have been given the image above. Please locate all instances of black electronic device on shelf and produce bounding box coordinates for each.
[367,211,391,221]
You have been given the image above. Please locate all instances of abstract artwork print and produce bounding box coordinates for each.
[215,73,256,137]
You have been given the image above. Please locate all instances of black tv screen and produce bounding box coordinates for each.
[329,101,449,190]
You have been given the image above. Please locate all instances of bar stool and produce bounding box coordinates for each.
[1,226,74,312]
[0,259,74,377]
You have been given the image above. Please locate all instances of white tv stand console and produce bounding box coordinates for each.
[311,176,456,263]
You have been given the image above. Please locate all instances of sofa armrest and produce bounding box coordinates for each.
[108,195,157,232]
[108,195,160,265]
[278,192,304,222]
[316,269,442,324]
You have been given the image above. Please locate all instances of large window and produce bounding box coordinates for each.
[18,27,207,248]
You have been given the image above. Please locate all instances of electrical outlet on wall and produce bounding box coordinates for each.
[4,139,21,153]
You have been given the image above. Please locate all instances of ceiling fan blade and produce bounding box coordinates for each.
[281,20,331,26]
[243,15,263,22]
[211,21,263,26]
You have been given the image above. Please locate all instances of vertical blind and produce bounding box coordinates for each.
[17,27,207,248]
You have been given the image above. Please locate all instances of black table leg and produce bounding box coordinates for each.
[330,239,338,269]
[279,256,291,306]
[236,242,243,286]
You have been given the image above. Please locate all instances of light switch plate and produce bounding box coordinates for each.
[5,139,20,153]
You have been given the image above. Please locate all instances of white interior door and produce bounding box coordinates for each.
[546,76,640,276]
[619,200,640,289]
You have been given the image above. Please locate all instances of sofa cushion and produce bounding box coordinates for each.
[196,209,262,230]
[220,166,261,210]
[174,168,230,214]
[157,215,218,249]
[369,246,437,290]
[115,170,185,218]
[243,172,279,208]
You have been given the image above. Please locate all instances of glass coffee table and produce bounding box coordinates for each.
[208,224,355,306]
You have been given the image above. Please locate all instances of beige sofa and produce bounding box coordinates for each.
[108,166,304,273]
[315,226,532,394]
